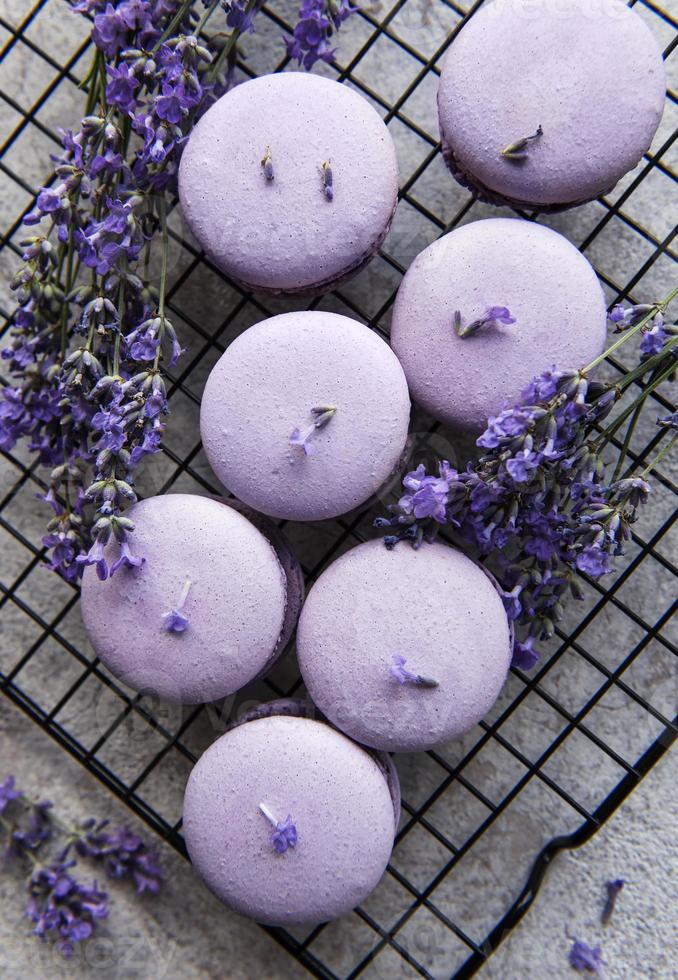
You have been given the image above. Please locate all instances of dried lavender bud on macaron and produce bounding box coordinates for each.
[437,0,666,210]
[178,72,398,295]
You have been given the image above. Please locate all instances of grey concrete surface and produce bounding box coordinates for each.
[0,698,674,979]
[1,1,677,978]
[0,698,308,980]
[480,749,677,980]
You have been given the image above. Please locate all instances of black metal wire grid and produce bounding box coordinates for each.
[0,0,676,976]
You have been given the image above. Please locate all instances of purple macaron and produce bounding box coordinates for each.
[80,494,303,704]
[200,311,411,521]
[390,218,608,432]
[437,0,666,210]
[297,540,513,753]
[178,72,399,294]
[183,701,400,925]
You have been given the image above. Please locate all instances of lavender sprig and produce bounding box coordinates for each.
[2,2,225,582]
[72,819,164,895]
[26,861,109,959]
[0,775,162,958]
[376,289,678,670]
[1,1,356,584]
[285,0,357,70]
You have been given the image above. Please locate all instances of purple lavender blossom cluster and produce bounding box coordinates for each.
[375,301,677,671]
[285,0,357,69]
[1,2,232,583]
[26,863,109,959]
[0,775,162,958]
[72,819,164,894]
[0,0,358,585]
[218,0,266,35]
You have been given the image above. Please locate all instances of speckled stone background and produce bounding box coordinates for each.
[0,0,676,978]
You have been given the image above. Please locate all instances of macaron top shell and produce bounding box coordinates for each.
[183,714,397,925]
[178,72,399,293]
[390,218,607,431]
[200,311,411,521]
[437,0,666,208]
[80,495,288,704]
[297,540,513,753]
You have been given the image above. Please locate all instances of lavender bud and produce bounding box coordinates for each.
[261,146,274,181]
[321,160,333,201]
[389,654,439,688]
[501,124,543,160]
[259,804,298,854]
[602,879,624,923]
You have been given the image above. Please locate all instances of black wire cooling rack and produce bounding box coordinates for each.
[1,1,677,977]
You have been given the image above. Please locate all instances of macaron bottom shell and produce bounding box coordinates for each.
[213,195,398,297]
[439,135,616,213]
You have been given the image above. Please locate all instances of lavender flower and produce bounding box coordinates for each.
[576,545,613,578]
[511,636,540,671]
[109,538,144,576]
[74,821,164,894]
[569,940,604,975]
[608,303,655,331]
[221,0,264,33]
[501,125,543,160]
[105,62,140,113]
[163,609,189,632]
[389,654,439,688]
[1,0,265,584]
[26,861,108,958]
[9,801,54,857]
[398,464,450,522]
[0,775,21,814]
[375,288,677,672]
[285,0,357,70]
[601,878,624,924]
[259,804,298,854]
[261,146,274,181]
[639,314,666,358]
[163,579,192,633]
[321,159,333,201]
[454,306,516,339]
[289,405,337,455]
